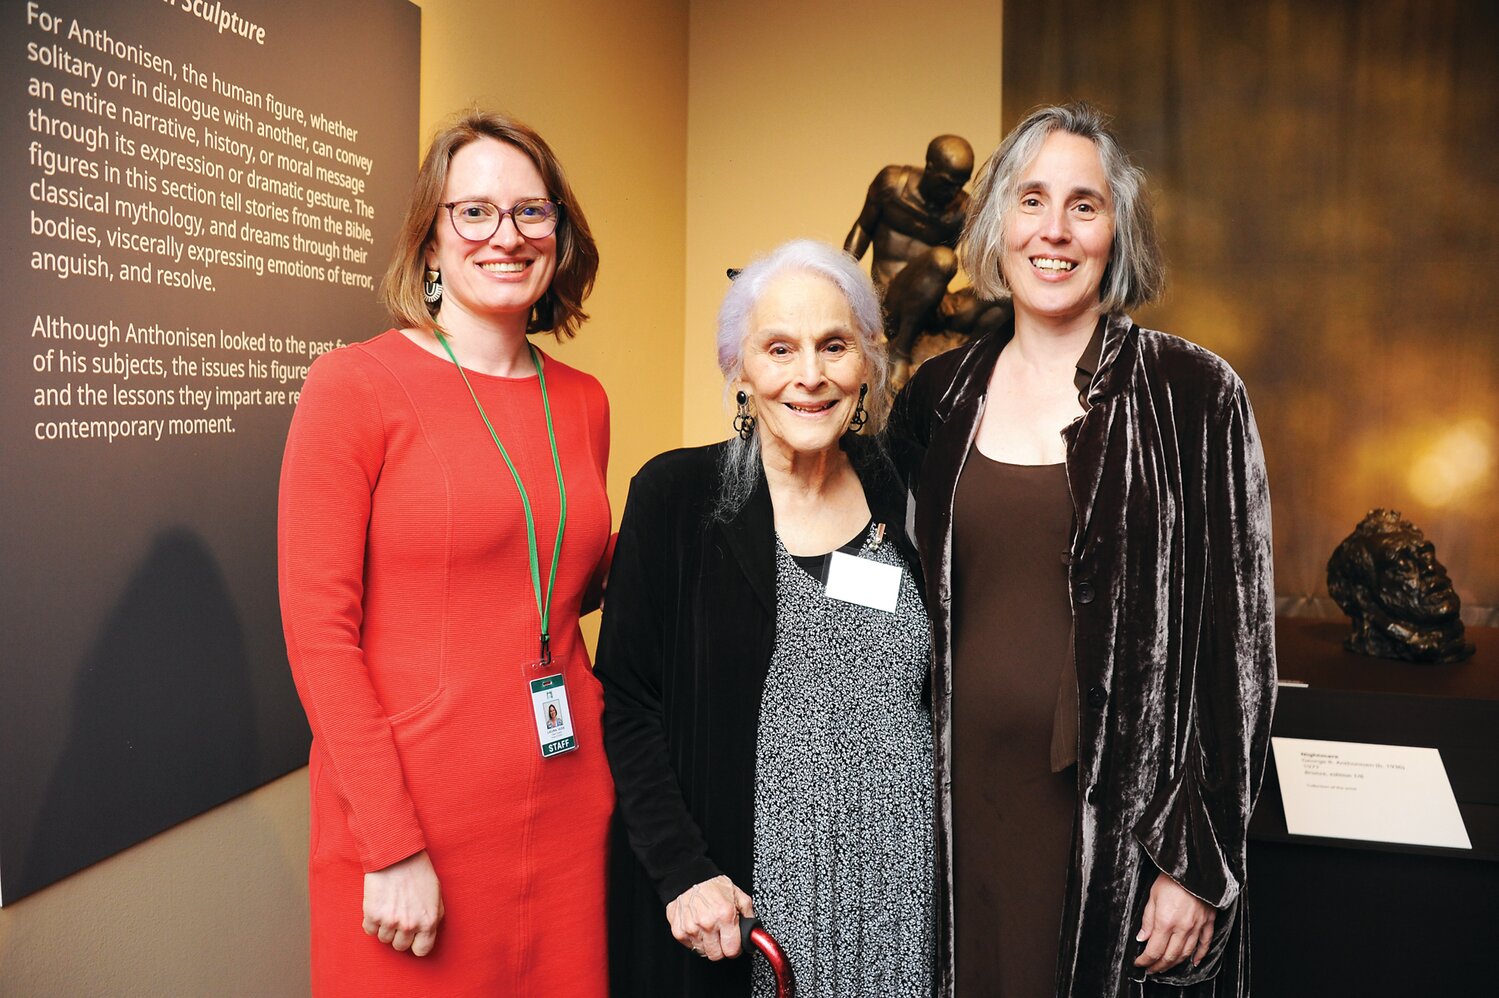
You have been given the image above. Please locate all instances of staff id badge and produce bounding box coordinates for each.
[824,551,902,612]
[530,673,578,758]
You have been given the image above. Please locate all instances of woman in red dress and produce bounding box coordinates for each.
[278,111,613,996]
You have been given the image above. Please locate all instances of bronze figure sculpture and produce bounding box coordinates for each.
[1327,508,1475,663]
[845,135,974,289]
[845,135,1007,373]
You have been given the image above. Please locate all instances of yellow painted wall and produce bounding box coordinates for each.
[682,0,1003,443]
[418,0,690,650]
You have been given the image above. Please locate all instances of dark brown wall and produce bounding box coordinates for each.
[1003,0,1499,623]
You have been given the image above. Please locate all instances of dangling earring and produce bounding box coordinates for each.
[733,390,756,441]
[529,293,556,335]
[423,268,443,306]
[846,383,869,434]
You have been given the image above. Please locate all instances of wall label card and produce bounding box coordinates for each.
[1271,736,1472,850]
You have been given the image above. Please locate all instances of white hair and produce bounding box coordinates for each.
[711,238,888,521]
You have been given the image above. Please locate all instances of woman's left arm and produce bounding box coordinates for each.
[1133,380,1278,975]
[596,467,726,905]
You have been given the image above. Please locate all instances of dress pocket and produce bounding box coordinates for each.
[386,679,446,727]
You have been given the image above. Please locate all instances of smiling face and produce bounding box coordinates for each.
[1001,130,1116,328]
[425,136,558,333]
[737,270,868,464]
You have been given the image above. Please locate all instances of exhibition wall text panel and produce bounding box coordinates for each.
[1,0,419,903]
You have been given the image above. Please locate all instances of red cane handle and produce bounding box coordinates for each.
[738,916,796,998]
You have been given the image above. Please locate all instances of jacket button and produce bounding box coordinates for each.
[1075,581,1096,604]
[1086,685,1108,708]
[1087,785,1099,804]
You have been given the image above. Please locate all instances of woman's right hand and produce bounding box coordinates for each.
[666,875,755,960]
[363,850,444,957]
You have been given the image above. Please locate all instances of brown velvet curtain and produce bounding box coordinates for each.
[1001,0,1499,624]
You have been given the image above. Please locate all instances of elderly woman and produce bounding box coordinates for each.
[890,103,1276,997]
[278,111,612,995]
[596,239,934,998]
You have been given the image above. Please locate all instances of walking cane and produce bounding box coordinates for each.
[739,915,795,998]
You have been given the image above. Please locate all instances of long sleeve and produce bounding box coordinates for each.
[595,470,722,905]
[886,360,938,493]
[278,350,426,872]
[1133,381,1277,915]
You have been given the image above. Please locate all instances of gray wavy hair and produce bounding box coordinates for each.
[961,102,1164,313]
[712,238,886,521]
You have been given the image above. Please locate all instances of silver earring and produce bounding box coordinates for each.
[423,268,442,306]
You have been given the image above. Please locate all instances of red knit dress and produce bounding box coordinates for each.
[278,330,614,996]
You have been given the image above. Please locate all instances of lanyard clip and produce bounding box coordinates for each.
[871,522,887,551]
[539,633,552,668]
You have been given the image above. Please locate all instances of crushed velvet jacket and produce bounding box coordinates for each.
[594,437,921,998]
[889,314,1277,998]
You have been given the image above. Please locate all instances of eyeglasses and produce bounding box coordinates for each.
[440,198,562,241]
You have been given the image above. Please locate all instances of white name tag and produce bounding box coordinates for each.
[824,550,902,612]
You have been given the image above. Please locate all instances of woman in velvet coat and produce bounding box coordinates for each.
[889,103,1276,997]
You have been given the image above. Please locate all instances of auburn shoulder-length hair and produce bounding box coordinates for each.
[379,110,600,339]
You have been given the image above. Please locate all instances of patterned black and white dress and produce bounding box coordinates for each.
[751,525,934,998]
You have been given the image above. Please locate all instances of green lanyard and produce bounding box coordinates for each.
[436,333,568,666]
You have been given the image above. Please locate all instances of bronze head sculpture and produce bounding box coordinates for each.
[916,134,975,210]
[1327,508,1474,663]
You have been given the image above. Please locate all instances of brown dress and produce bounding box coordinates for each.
[951,447,1077,997]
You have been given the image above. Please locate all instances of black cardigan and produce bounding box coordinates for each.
[594,436,919,998]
